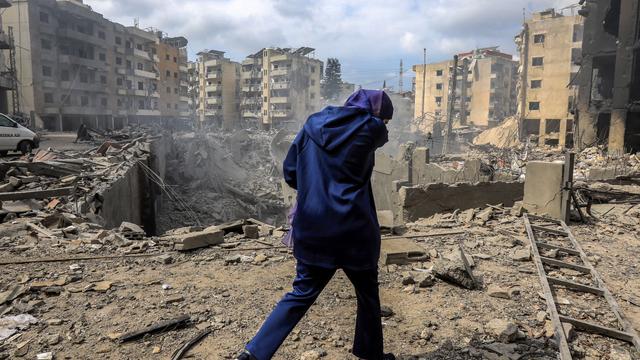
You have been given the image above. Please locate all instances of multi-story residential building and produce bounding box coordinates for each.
[0,0,14,115]
[575,0,639,153]
[516,9,584,148]
[240,47,323,129]
[193,50,240,129]
[157,35,190,121]
[412,47,517,132]
[2,0,189,131]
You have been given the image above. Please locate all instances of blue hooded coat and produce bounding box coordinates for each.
[283,90,393,270]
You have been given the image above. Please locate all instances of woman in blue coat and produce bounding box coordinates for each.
[237,89,395,360]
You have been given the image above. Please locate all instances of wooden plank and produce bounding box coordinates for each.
[541,257,590,273]
[0,187,74,201]
[531,225,569,237]
[536,242,581,256]
[382,230,466,240]
[561,152,575,223]
[559,221,640,350]
[523,214,573,360]
[547,276,604,296]
[26,222,56,238]
[528,214,561,223]
[559,315,634,344]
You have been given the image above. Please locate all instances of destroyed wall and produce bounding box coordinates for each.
[396,182,524,223]
[372,145,495,214]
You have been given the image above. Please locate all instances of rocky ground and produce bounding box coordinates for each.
[1,205,638,360]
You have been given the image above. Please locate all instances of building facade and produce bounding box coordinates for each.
[193,50,240,129]
[0,0,14,115]
[516,9,584,148]
[240,47,322,129]
[2,0,189,131]
[575,0,640,153]
[413,48,517,132]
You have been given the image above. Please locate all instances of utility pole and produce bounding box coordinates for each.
[421,48,426,122]
[443,54,459,154]
[398,59,404,93]
[460,58,469,126]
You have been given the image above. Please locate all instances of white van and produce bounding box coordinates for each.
[0,113,40,156]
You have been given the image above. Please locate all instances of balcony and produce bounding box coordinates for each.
[180,80,189,87]
[204,59,222,67]
[0,32,10,49]
[242,111,260,118]
[133,48,151,60]
[242,85,262,92]
[179,96,190,103]
[117,89,128,95]
[150,91,160,98]
[114,46,126,54]
[270,69,289,76]
[136,109,162,116]
[271,110,291,118]
[271,82,290,90]
[205,84,222,92]
[205,109,222,116]
[59,55,105,70]
[206,72,222,79]
[179,111,191,117]
[270,97,289,104]
[241,98,261,105]
[206,97,222,105]
[57,28,104,47]
[42,80,56,88]
[134,69,159,79]
[179,65,188,72]
[60,81,106,93]
[133,89,147,97]
[270,54,289,62]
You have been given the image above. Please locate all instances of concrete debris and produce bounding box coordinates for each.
[485,318,519,343]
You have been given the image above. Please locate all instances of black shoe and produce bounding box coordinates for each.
[383,354,396,360]
[235,350,257,360]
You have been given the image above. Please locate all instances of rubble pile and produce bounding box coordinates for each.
[157,130,288,233]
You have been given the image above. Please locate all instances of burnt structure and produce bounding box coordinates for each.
[576,0,640,153]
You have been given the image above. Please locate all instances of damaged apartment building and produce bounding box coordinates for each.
[412,47,517,133]
[2,0,190,131]
[240,48,323,129]
[516,9,584,148]
[191,50,241,129]
[0,0,13,115]
[575,0,640,154]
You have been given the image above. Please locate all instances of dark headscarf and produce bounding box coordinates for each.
[344,89,394,120]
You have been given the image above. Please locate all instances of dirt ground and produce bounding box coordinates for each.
[1,207,638,360]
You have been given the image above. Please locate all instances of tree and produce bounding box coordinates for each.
[321,58,343,100]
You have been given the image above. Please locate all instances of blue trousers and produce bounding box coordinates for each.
[246,261,384,360]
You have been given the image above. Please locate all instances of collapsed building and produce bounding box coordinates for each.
[575,0,640,154]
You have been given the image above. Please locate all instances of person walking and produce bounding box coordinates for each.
[236,89,395,360]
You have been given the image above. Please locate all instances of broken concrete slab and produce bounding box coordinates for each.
[523,161,567,220]
[167,228,224,251]
[380,239,428,265]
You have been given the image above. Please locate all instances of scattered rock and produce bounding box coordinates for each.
[433,259,476,290]
[300,349,326,359]
[253,253,268,264]
[511,247,531,261]
[415,273,435,288]
[46,333,62,345]
[487,284,511,299]
[156,254,174,265]
[380,305,394,318]
[165,294,184,304]
[485,319,518,343]
[242,225,260,239]
[401,273,415,286]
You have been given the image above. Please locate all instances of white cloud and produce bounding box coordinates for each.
[84,0,579,87]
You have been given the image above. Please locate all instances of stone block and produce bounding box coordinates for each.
[170,228,224,251]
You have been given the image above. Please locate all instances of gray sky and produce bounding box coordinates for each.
[85,0,579,89]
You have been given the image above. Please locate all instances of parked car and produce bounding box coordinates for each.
[0,113,39,156]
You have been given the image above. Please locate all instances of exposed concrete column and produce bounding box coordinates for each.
[95,115,99,129]
[110,115,115,129]
[609,109,627,154]
[575,54,597,148]
[57,113,63,132]
[607,0,639,154]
